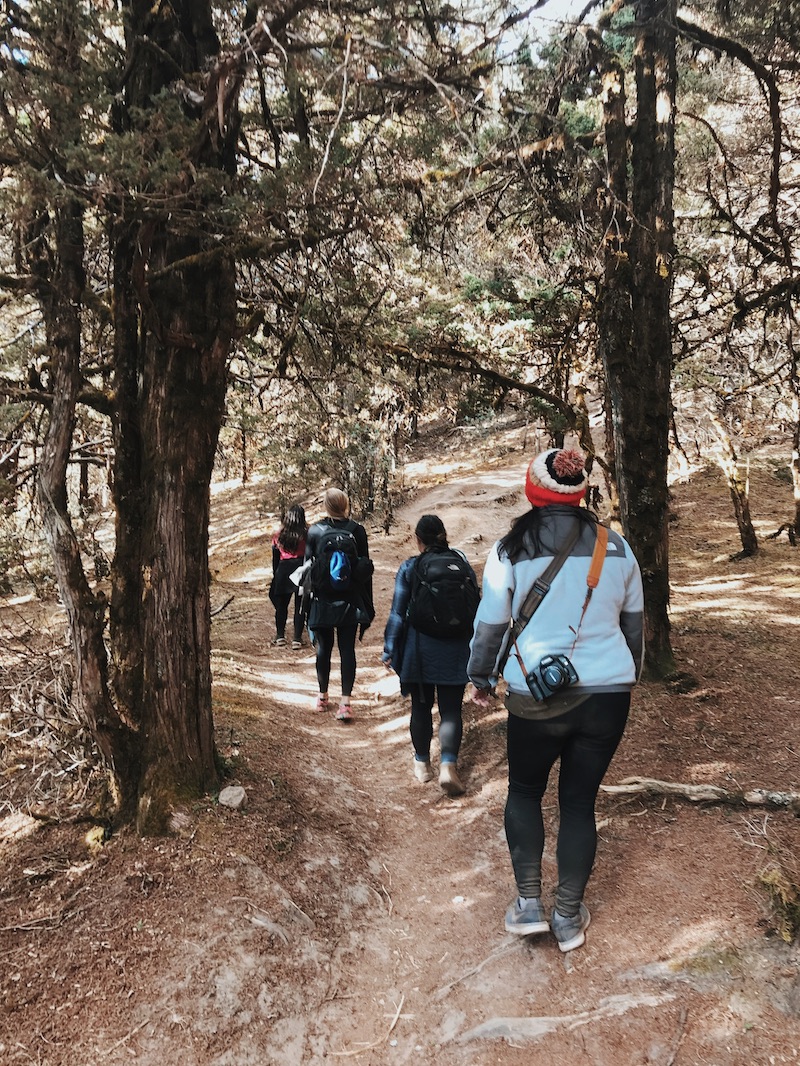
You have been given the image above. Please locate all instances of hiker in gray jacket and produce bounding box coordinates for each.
[468,447,643,953]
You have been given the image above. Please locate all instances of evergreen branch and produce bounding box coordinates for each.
[387,341,577,426]
[732,277,800,324]
[676,17,789,267]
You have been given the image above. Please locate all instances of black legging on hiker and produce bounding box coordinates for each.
[272,591,304,643]
[313,625,358,696]
[410,683,465,764]
[504,692,630,918]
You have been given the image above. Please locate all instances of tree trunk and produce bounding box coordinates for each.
[32,201,141,816]
[595,2,677,678]
[110,231,234,832]
[23,3,142,816]
[790,330,800,538]
[708,411,759,557]
[103,0,236,832]
[25,0,237,832]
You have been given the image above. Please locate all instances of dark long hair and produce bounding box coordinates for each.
[278,505,308,553]
[415,514,448,550]
[499,506,598,563]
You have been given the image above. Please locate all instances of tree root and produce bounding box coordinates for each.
[601,776,800,812]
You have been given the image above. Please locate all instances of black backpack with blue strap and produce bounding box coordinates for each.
[406,547,479,639]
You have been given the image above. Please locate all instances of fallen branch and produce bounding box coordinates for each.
[765,522,797,546]
[601,777,800,811]
[211,594,234,618]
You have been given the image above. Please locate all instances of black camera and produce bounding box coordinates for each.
[524,654,579,702]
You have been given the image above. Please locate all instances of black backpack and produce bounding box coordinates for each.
[406,548,479,639]
[308,523,360,597]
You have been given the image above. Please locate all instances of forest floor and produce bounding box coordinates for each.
[2,417,800,1066]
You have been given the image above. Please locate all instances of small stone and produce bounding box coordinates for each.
[218,785,247,809]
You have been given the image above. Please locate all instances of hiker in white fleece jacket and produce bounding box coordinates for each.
[468,447,644,953]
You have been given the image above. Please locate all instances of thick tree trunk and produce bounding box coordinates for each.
[596,2,677,678]
[102,0,237,832]
[32,203,141,815]
[110,234,232,832]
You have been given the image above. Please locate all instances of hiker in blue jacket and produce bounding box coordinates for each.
[382,514,478,797]
[468,447,644,953]
[305,488,373,722]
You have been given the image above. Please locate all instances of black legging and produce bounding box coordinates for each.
[272,591,304,642]
[504,692,630,918]
[410,683,465,763]
[314,624,358,696]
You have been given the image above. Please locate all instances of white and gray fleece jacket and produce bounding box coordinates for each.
[468,506,644,699]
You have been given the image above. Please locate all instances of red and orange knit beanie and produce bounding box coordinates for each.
[525,448,588,508]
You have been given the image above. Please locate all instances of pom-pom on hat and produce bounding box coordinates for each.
[525,448,588,508]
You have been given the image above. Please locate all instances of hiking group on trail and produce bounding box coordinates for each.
[268,447,644,953]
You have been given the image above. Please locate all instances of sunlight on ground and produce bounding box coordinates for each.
[215,565,272,584]
[664,919,734,961]
[403,459,521,489]
[671,571,800,625]
[210,472,270,497]
[0,811,38,845]
[690,761,737,781]
[366,674,401,698]
[374,714,408,736]
[3,593,36,607]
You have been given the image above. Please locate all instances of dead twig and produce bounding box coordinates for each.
[331,993,405,1057]
[434,944,516,999]
[665,1006,689,1066]
[100,1017,151,1056]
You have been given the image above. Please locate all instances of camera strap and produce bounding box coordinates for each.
[502,522,609,678]
[498,522,581,677]
[568,522,609,655]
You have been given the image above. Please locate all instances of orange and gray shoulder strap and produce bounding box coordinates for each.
[567,523,609,654]
[587,523,608,590]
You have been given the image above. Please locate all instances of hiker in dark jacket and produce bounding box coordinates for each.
[304,488,373,722]
[382,514,477,797]
[269,504,308,649]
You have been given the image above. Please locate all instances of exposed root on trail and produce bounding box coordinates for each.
[602,776,800,811]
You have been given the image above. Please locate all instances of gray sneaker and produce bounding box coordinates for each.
[504,896,550,936]
[551,903,591,952]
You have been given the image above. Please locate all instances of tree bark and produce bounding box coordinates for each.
[32,200,141,816]
[22,4,143,816]
[790,329,800,538]
[708,411,759,557]
[22,0,237,832]
[103,0,237,832]
[595,1,677,678]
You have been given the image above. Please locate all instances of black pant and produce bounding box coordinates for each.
[410,683,465,763]
[504,692,630,917]
[272,591,303,642]
[314,624,358,696]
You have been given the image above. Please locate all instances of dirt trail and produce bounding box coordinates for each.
[2,424,800,1065]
